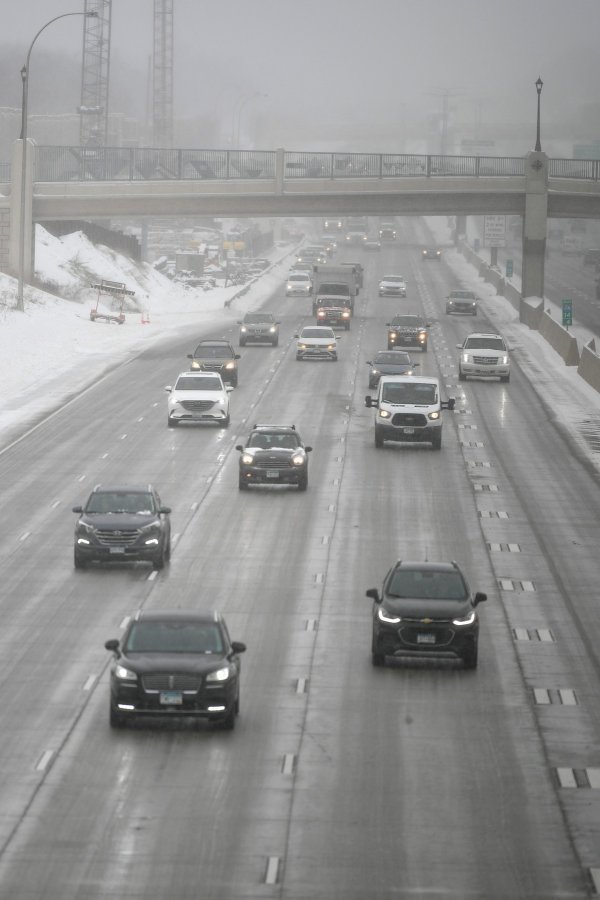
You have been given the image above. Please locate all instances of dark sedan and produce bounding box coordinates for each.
[366,350,418,388]
[105,609,246,729]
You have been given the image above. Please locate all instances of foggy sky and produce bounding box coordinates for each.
[4,0,600,152]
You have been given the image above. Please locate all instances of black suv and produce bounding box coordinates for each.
[387,315,430,352]
[237,312,280,346]
[236,424,312,491]
[187,339,240,386]
[104,609,246,729]
[367,560,487,669]
[73,484,171,570]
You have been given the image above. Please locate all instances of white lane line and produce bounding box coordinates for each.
[282,754,296,776]
[19,532,31,542]
[264,857,280,885]
[83,675,97,691]
[556,768,577,788]
[36,750,54,772]
[295,678,307,694]
[558,689,577,706]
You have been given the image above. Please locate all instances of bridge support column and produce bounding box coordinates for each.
[454,215,466,244]
[8,139,35,285]
[522,150,548,299]
[275,148,285,193]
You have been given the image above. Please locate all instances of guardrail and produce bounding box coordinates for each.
[0,148,597,186]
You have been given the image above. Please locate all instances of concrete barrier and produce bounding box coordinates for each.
[520,297,543,329]
[538,309,580,365]
[578,339,600,391]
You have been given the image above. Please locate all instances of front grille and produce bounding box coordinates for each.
[198,362,224,372]
[95,528,140,546]
[472,355,499,365]
[391,413,428,427]
[143,674,201,692]
[180,400,215,411]
[253,457,293,470]
[399,624,454,647]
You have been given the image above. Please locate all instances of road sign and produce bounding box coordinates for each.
[506,259,514,278]
[484,215,506,247]
[562,299,573,327]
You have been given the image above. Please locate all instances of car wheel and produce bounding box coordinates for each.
[431,431,442,450]
[239,477,249,491]
[374,429,384,449]
[297,474,308,492]
[110,702,126,729]
[296,355,302,361]
[152,547,166,570]
[500,374,510,383]
[458,369,467,381]
[220,705,236,730]
[473,311,477,316]
[463,642,478,669]
[74,550,87,570]
[167,417,178,428]
[230,377,238,388]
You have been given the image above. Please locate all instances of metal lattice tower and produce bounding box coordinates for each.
[79,0,112,146]
[153,0,174,147]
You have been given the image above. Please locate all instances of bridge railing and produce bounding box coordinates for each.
[16,146,600,183]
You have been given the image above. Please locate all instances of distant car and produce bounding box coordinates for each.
[187,339,240,386]
[386,315,430,352]
[364,239,381,251]
[165,371,232,428]
[295,325,338,361]
[237,312,280,346]
[367,560,487,669]
[286,272,313,297]
[446,290,478,316]
[236,424,312,491]
[379,226,397,241]
[366,350,418,388]
[104,608,246,729]
[73,484,171,570]
[422,247,442,260]
[457,332,511,382]
[379,275,407,297]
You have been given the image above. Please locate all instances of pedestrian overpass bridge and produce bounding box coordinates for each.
[3,143,600,299]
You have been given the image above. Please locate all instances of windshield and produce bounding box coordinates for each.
[374,352,411,365]
[383,276,405,283]
[244,314,273,324]
[390,317,425,328]
[248,432,300,449]
[381,383,437,405]
[301,328,335,339]
[450,291,475,299]
[289,275,309,282]
[125,621,224,654]
[192,345,233,358]
[86,492,155,514]
[175,376,221,391]
[387,569,468,600]
[464,338,506,350]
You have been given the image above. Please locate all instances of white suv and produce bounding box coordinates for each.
[457,333,511,383]
[295,326,338,361]
[165,371,233,427]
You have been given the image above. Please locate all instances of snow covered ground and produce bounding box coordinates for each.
[1,221,600,474]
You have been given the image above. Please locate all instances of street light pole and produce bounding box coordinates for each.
[534,76,543,153]
[17,10,97,312]
[235,92,267,149]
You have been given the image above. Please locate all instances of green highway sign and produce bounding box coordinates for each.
[562,298,573,327]
[506,259,514,278]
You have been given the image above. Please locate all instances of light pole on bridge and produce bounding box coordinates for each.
[534,76,543,152]
[17,10,97,312]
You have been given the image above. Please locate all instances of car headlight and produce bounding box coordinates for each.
[191,360,201,369]
[428,411,440,420]
[327,344,336,350]
[115,664,138,681]
[224,361,235,370]
[501,355,509,365]
[77,521,95,535]
[206,666,231,682]
[240,326,247,333]
[462,353,471,363]
[453,610,476,627]
[378,607,401,624]
[389,334,397,341]
[342,312,350,318]
[378,409,391,419]
[291,453,305,467]
[418,332,427,341]
[269,326,277,333]
[298,343,307,350]
[371,368,380,376]
[241,453,253,465]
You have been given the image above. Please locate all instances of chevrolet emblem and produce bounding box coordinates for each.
[421,618,433,624]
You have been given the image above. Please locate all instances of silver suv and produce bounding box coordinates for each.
[457,332,511,383]
[237,312,280,346]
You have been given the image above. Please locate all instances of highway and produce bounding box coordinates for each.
[0,224,599,898]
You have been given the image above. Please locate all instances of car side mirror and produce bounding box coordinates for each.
[187,353,193,359]
[235,444,243,452]
[365,396,374,408]
[72,505,83,514]
[442,398,455,411]
[104,639,120,654]
[305,446,313,453]
[366,361,372,366]
[366,588,380,602]
[165,386,172,393]
[231,641,247,654]
[474,592,487,606]
[226,385,234,392]
[456,343,463,349]
[158,506,172,515]
[235,354,241,359]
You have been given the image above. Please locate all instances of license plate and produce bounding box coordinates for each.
[160,691,183,705]
[109,546,126,554]
[266,470,280,478]
[417,633,436,644]
[403,427,415,434]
